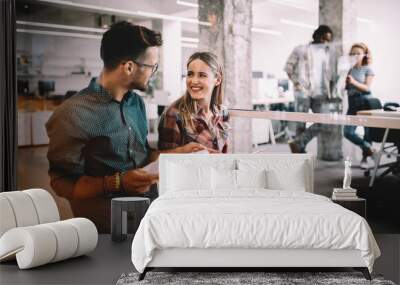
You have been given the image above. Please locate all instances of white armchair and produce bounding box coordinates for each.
[0,189,98,269]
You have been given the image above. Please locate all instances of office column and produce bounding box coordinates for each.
[199,0,253,153]
[162,20,182,102]
[318,0,357,161]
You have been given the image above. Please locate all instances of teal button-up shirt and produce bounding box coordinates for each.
[46,78,150,178]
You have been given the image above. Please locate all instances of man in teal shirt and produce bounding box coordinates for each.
[46,21,205,232]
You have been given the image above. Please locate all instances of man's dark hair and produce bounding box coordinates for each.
[312,25,333,43]
[100,21,162,70]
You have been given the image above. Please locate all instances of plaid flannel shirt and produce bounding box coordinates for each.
[158,103,230,153]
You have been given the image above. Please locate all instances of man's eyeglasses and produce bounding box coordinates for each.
[132,60,158,75]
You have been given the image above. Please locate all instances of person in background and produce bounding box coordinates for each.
[46,22,206,233]
[158,52,230,153]
[284,25,337,153]
[344,42,375,169]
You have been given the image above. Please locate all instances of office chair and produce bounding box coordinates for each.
[362,97,400,187]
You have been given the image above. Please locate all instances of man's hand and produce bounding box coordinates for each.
[121,169,159,194]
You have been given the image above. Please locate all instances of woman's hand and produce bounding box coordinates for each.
[346,75,356,86]
[176,142,219,154]
[177,142,205,153]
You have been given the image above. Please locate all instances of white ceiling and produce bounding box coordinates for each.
[157,0,375,36]
[19,0,376,38]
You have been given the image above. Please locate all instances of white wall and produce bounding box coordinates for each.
[356,0,400,104]
[251,28,315,79]
[162,20,182,101]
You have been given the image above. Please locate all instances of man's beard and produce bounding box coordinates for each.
[130,80,148,91]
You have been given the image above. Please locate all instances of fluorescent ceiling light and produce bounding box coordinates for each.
[176,0,198,8]
[181,36,199,43]
[181,42,198,48]
[17,21,106,33]
[357,17,374,24]
[136,11,210,26]
[280,18,317,29]
[269,0,316,12]
[17,28,101,39]
[251,27,282,36]
[37,0,209,26]
[37,0,142,17]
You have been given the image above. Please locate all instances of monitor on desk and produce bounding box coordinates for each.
[17,79,30,96]
[38,80,55,96]
[278,79,289,92]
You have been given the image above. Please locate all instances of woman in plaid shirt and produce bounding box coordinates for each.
[158,52,230,153]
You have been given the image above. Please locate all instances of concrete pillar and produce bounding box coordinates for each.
[151,20,163,91]
[317,0,357,161]
[319,0,357,53]
[199,0,253,153]
[162,20,182,102]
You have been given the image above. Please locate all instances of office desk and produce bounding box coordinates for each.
[229,109,400,129]
[357,109,400,187]
[357,109,400,118]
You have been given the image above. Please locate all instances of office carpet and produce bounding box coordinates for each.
[116,271,395,285]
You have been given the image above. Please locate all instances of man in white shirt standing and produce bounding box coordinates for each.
[284,25,337,153]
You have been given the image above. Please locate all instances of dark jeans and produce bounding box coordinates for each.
[293,93,329,151]
[344,94,372,157]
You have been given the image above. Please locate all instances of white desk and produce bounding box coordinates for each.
[357,109,400,187]
[229,109,400,130]
[252,97,294,105]
[357,109,400,118]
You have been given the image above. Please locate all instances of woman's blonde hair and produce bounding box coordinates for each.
[350,42,372,66]
[174,52,224,131]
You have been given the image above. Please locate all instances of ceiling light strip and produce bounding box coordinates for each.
[17,20,106,33]
[269,0,316,12]
[181,42,198,48]
[17,28,102,40]
[357,17,374,24]
[37,0,210,26]
[176,0,199,8]
[280,18,317,29]
[251,27,282,36]
[181,36,199,43]
[136,11,210,26]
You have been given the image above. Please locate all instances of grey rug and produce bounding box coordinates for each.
[116,271,396,285]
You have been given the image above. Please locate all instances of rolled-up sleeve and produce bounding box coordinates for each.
[46,105,88,179]
[157,108,183,150]
[284,47,300,82]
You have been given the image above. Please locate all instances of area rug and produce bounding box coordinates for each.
[116,271,396,285]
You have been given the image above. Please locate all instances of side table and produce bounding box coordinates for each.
[111,197,150,242]
[332,197,367,218]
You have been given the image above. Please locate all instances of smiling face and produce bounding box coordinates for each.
[186,59,221,102]
[350,46,365,66]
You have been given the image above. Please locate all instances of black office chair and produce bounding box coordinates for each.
[362,97,400,186]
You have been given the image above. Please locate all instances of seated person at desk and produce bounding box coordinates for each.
[46,22,206,233]
[344,43,375,169]
[158,52,230,153]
